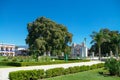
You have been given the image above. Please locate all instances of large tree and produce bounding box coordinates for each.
[26,17,72,58]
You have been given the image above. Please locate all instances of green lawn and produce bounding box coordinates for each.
[46,68,120,80]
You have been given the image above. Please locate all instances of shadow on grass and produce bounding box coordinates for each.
[98,69,117,77]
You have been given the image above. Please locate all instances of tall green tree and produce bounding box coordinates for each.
[26,17,72,58]
[90,29,109,60]
[90,29,120,58]
[110,31,120,58]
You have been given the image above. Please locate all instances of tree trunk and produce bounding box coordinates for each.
[116,46,119,59]
[98,46,101,60]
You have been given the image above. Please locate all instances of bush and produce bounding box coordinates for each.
[68,67,77,73]
[79,65,89,72]
[105,58,120,76]
[90,64,97,70]
[0,61,21,66]
[64,66,83,75]
[64,68,70,75]
[83,66,90,71]
[9,69,44,80]
[96,63,104,68]
[7,62,21,66]
[12,58,18,62]
[68,66,81,73]
[38,56,51,62]
[79,66,85,72]
[74,66,81,72]
[45,69,52,78]
[37,69,45,79]
[2,58,9,61]
[46,67,64,78]
[116,60,120,76]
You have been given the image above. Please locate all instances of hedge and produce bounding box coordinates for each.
[0,59,90,67]
[46,67,64,78]
[9,63,104,80]
[9,69,44,80]
[64,68,71,75]
[0,61,21,66]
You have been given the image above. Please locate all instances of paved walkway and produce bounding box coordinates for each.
[0,61,103,80]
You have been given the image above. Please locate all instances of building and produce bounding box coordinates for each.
[71,42,88,58]
[0,43,15,56]
[15,46,28,56]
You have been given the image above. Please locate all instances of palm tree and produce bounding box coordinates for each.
[90,29,109,60]
[110,33,120,58]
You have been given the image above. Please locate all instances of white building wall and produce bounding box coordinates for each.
[71,42,88,58]
[0,44,15,56]
[85,47,88,57]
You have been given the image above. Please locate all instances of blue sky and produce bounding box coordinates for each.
[0,0,120,48]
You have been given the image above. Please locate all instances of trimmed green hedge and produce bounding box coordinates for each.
[46,67,64,78]
[0,59,90,67]
[90,64,97,70]
[9,63,104,80]
[80,65,90,71]
[64,68,71,75]
[0,61,21,66]
[9,69,44,80]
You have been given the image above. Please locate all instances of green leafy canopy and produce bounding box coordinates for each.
[26,17,72,56]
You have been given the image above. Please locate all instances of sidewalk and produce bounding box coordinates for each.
[0,61,103,80]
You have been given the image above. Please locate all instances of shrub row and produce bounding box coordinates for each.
[0,59,90,67]
[105,57,120,76]
[9,69,44,80]
[46,67,64,78]
[0,61,21,66]
[9,63,104,80]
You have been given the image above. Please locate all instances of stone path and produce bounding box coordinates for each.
[0,61,103,80]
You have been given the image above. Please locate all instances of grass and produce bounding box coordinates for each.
[46,68,120,80]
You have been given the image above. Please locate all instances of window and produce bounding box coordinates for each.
[1,47,4,51]
[6,47,9,51]
[10,48,12,51]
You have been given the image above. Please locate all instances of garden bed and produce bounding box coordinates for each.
[0,59,90,67]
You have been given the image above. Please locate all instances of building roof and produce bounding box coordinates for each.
[0,43,15,46]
